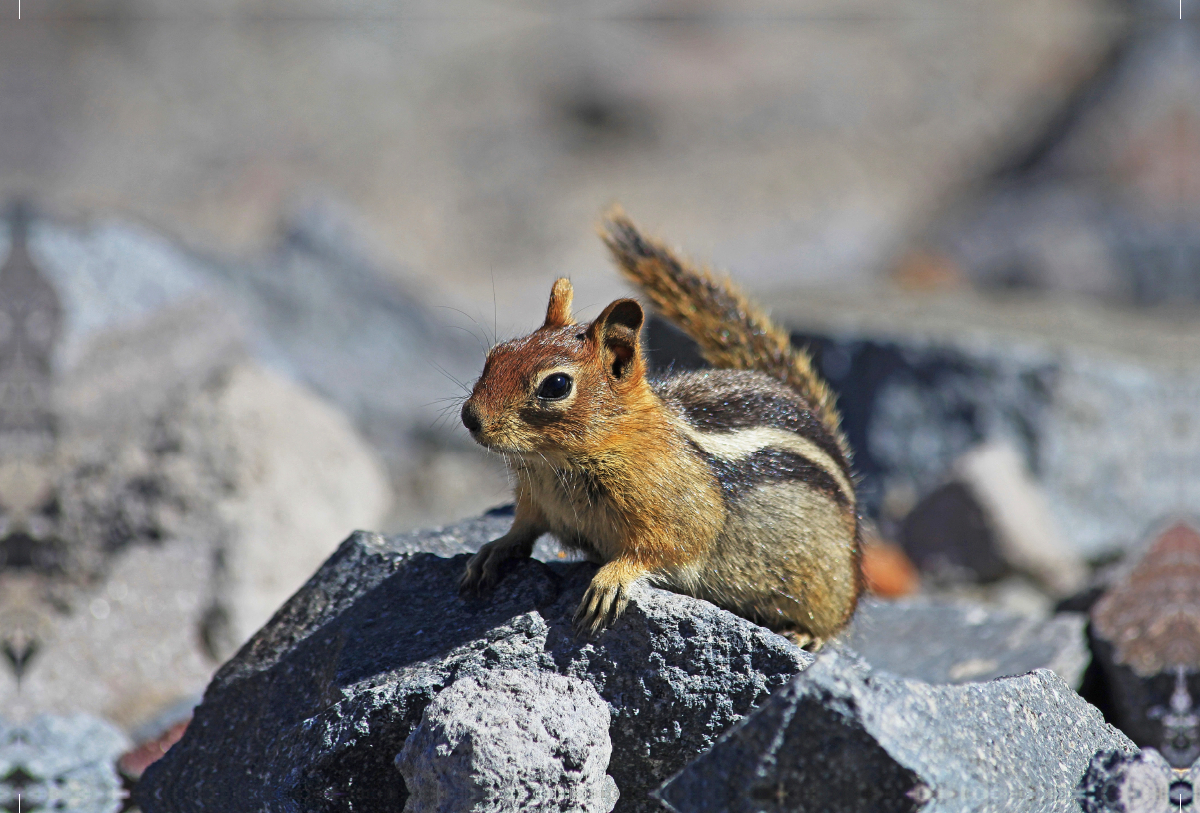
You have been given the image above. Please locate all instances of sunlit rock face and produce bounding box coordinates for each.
[0,204,391,736]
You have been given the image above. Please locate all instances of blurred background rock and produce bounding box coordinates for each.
[0,0,1196,807]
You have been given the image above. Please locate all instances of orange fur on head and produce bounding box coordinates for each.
[544,278,575,328]
[463,293,653,461]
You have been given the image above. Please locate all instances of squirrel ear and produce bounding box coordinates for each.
[587,298,644,380]
[544,278,575,328]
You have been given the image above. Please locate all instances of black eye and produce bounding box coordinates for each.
[537,373,573,401]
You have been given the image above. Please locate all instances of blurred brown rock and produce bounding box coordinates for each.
[1090,522,1200,767]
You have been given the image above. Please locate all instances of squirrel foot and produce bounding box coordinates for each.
[460,536,531,594]
[782,630,826,652]
[573,560,644,636]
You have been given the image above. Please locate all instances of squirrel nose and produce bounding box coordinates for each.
[461,401,483,435]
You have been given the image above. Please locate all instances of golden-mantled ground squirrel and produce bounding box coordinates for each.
[459,211,861,647]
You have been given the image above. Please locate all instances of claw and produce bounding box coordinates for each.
[460,537,520,595]
[460,527,541,596]
[781,630,825,652]
[573,578,632,637]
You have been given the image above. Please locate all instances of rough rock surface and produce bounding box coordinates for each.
[396,669,617,813]
[658,649,1136,813]
[845,597,1090,687]
[0,207,393,730]
[135,519,813,813]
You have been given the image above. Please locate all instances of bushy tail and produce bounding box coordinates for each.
[601,209,848,458]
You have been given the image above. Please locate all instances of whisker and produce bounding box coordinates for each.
[446,324,490,357]
[491,268,498,347]
[430,396,469,431]
[434,305,496,352]
[428,360,471,395]
[424,396,468,408]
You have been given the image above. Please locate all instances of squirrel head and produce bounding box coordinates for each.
[461,277,648,458]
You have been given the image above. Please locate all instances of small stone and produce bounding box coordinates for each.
[118,717,191,780]
[955,442,1085,597]
[396,670,616,813]
[1090,522,1200,766]
[860,537,919,598]
[898,481,1008,584]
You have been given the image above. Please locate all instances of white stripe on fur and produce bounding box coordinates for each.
[678,424,853,502]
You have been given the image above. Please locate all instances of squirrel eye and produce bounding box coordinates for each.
[537,372,573,401]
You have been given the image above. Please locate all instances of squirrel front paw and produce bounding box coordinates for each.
[573,561,644,636]
[460,537,526,594]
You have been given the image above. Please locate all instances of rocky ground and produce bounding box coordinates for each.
[4,199,1198,811]
[131,516,1130,813]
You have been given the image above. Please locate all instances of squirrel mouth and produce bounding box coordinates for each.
[471,433,523,455]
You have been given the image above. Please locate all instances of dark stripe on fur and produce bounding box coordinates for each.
[703,448,850,507]
[654,370,851,479]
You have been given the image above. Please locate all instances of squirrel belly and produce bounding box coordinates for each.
[459,212,862,644]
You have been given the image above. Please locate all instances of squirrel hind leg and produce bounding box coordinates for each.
[781,630,826,652]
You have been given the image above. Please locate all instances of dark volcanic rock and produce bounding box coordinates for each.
[845,597,1089,687]
[658,649,1135,813]
[136,520,812,813]
[898,481,1009,583]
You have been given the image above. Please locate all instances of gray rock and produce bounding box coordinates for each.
[844,597,1090,687]
[396,669,617,813]
[0,714,130,813]
[658,649,1135,813]
[0,353,390,727]
[135,518,813,813]
[0,209,395,731]
[16,204,507,537]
